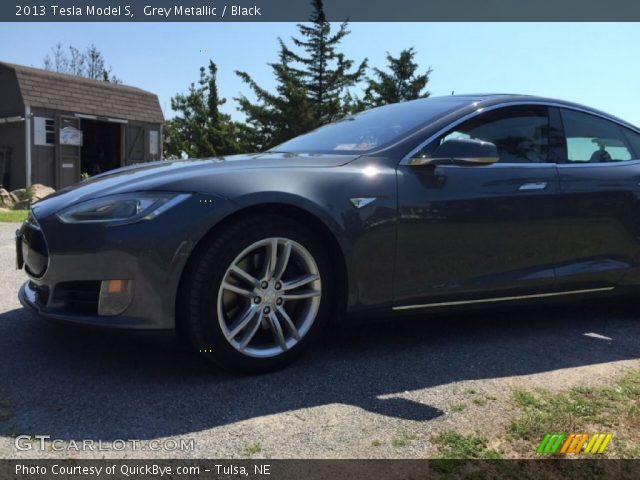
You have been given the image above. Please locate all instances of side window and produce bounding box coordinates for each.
[560,109,635,163]
[419,106,551,163]
[622,128,640,159]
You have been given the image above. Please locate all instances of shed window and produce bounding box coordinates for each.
[34,117,55,146]
[149,130,159,157]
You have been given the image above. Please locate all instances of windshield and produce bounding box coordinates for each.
[271,97,468,154]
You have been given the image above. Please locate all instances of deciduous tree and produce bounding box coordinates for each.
[43,43,121,83]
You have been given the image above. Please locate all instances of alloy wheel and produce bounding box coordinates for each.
[216,237,322,358]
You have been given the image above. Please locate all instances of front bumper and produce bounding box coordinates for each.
[17,193,229,330]
[19,281,158,329]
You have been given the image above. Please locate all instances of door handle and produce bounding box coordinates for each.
[519,182,547,191]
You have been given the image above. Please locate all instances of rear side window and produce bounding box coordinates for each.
[421,106,551,163]
[560,109,635,163]
[622,128,640,159]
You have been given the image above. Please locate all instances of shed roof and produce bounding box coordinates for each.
[0,62,164,124]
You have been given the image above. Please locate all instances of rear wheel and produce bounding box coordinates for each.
[180,215,332,373]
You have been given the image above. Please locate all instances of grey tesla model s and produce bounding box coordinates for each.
[17,94,640,372]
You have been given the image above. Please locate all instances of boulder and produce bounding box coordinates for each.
[11,188,29,201]
[9,184,55,208]
[30,184,55,202]
[0,188,17,208]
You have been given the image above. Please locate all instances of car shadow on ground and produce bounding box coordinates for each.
[0,300,639,440]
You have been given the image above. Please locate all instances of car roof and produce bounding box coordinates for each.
[424,94,639,131]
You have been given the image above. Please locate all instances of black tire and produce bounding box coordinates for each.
[179,214,333,373]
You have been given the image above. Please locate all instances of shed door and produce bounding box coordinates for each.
[0,148,9,188]
[125,125,146,165]
[56,116,82,188]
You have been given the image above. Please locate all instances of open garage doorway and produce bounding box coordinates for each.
[80,119,122,177]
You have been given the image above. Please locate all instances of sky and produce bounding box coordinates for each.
[0,22,638,126]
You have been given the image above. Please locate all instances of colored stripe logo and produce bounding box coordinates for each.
[536,433,612,454]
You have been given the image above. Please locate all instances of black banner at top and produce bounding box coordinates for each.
[4,0,640,22]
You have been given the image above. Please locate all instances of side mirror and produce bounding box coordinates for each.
[409,138,499,167]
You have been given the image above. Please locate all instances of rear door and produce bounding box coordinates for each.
[394,105,562,307]
[554,108,640,287]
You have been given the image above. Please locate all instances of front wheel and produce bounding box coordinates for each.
[180,215,333,373]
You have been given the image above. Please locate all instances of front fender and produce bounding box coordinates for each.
[206,164,398,312]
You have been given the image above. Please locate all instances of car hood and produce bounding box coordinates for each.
[32,152,359,219]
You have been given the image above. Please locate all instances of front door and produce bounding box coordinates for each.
[394,105,561,307]
[56,116,82,188]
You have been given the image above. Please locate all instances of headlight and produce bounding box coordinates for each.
[56,192,191,225]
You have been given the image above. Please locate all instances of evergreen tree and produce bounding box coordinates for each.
[283,0,367,123]
[364,48,432,107]
[236,0,367,150]
[341,90,367,115]
[164,61,245,159]
[236,43,315,151]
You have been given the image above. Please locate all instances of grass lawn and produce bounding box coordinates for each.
[433,430,502,459]
[432,369,640,460]
[508,369,640,457]
[0,210,28,223]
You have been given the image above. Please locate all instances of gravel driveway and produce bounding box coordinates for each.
[0,221,639,459]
